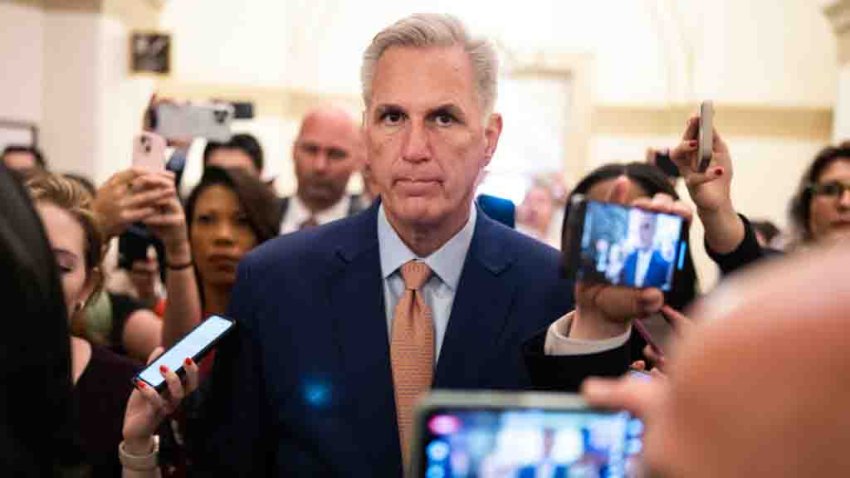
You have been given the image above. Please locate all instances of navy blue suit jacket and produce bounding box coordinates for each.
[194,203,584,475]
[618,250,670,288]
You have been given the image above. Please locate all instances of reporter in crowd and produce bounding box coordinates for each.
[24,173,161,475]
[279,105,367,233]
[0,164,70,476]
[583,244,850,476]
[181,166,280,323]
[789,141,850,247]
[1,145,46,177]
[203,133,266,178]
[558,162,699,350]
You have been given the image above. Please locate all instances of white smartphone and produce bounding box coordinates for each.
[412,390,644,478]
[153,102,234,143]
[132,132,167,172]
[697,100,714,173]
[134,315,235,391]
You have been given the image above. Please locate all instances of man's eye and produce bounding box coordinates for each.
[433,112,455,126]
[380,111,404,126]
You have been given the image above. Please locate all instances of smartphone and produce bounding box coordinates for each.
[134,315,235,391]
[412,390,644,478]
[697,100,714,173]
[132,132,167,171]
[563,197,688,291]
[153,102,234,142]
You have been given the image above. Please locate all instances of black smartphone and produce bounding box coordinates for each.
[134,315,235,391]
[412,391,644,478]
[563,196,688,291]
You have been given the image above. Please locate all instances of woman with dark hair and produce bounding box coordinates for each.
[183,166,280,318]
[562,162,699,311]
[789,142,850,246]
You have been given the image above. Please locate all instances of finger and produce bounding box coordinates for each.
[125,188,175,209]
[682,116,699,141]
[160,365,185,405]
[183,357,200,393]
[642,344,664,366]
[669,202,694,222]
[106,169,144,188]
[636,288,664,316]
[131,174,176,193]
[660,305,692,335]
[136,379,168,413]
[630,360,646,371]
[131,261,158,274]
[121,207,158,224]
[146,347,164,365]
[605,175,630,205]
[581,376,660,418]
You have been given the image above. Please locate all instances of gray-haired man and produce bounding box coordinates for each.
[193,14,674,475]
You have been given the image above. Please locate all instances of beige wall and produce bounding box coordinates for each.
[0,2,44,124]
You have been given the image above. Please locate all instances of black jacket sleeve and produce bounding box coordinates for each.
[705,214,775,276]
[522,329,635,392]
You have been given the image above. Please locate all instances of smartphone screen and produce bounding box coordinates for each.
[135,315,234,390]
[418,406,643,478]
[574,201,685,291]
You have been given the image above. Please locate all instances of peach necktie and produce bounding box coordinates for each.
[390,260,434,466]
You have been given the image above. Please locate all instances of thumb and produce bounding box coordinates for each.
[605,175,630,205]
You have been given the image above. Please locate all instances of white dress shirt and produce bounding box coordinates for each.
[280,194,352,234]
[377,204,630,364]
[634,249,653,288]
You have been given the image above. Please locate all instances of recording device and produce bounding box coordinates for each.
[563,197,687,292]
[117,223,165,273]
[697,100,714,173]
[152,102,234,142]
[653,151,680,178]
[132,132,167,171]
[135,315,235,391]
[412,390,644,478]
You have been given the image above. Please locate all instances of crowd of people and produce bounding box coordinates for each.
[2,12,850,477]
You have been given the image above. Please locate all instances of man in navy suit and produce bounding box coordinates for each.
[618,210,671,288]
[192,14,685,476]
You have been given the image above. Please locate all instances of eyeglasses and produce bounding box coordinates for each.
[808,181,850,198]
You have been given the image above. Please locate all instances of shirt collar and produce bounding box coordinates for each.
[377,203,476,291]
[290,194,351,225]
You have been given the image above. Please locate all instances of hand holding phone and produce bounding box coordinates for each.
[134,315,235,391]
[564,178,690,342]
[697,101,714,172]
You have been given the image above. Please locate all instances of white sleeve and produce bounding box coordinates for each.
[543,313,632,356]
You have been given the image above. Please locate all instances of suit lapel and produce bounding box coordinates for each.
[434,212,517,388]
[326,202,402,469]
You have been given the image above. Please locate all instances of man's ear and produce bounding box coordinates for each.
[482,113,503,168]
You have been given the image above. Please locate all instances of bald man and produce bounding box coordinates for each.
[279,106,367,233]
[583,245,850,476]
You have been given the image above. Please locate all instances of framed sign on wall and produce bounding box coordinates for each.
[130,32,171,75]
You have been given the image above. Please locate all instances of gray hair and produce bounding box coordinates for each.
[361,13,499,115]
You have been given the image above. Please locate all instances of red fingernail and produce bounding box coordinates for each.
[159,365,169,374]
[689,140,697,147]
[714,167,723,176]
[136,380,147,389]
[184,357,193,366]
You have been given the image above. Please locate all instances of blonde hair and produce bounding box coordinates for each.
[26,173,105,330]
[361,13,499,115]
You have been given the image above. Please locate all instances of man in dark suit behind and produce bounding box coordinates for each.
[193,14,685,476]
[618,210,671,288]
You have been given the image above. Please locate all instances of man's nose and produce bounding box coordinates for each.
[839,187,850,209]
[401,120,429,163]
[313,151,329,173]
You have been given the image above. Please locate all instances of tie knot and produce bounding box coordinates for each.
[400,260,431,290]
